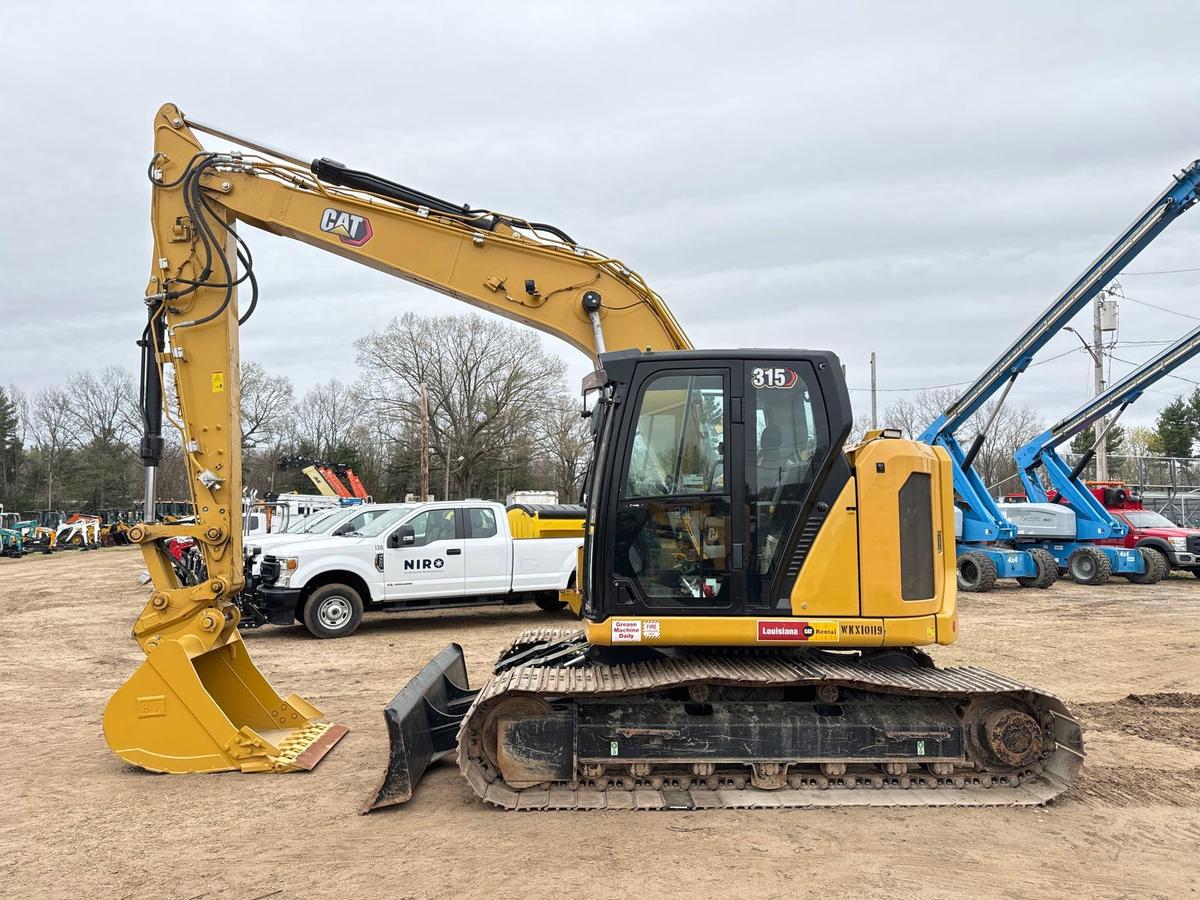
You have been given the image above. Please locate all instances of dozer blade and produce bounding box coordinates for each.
[364,643,479,812]
[104,628,347,774]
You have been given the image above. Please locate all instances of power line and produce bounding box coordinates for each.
[1119,293,1200,321]
[847,345,1087,393]
[1108,351,1200,387]
[1121,265,1200,276]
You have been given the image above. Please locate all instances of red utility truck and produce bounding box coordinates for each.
[1089,482,1200,577]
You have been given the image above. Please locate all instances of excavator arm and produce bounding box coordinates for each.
[104,103,689,775]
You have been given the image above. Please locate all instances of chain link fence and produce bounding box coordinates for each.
[1064,453,1200,526]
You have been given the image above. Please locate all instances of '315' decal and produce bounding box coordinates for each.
[751,367,798,389]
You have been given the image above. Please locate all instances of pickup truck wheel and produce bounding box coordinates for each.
[1066,546,1112,586]
[303,584,364,639]
[1125,547,1167,584]
[534,591,567,612]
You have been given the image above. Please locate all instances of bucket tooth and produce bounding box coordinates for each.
[274,722,351,771]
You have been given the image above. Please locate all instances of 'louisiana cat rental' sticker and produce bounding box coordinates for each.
[757,619,838,642]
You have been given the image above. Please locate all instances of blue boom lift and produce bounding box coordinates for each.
[1008,321,1200,584]
[918,160,1200,592]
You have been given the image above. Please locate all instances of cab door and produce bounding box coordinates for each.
[383,507,467,601]
[604,364,747,615]
[463,505,510,594]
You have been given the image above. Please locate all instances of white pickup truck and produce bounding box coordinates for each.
[255,500,583,638]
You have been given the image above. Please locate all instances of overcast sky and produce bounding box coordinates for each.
[4,1,1200,431]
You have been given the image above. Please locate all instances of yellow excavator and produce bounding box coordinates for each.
[105,104,1083,807]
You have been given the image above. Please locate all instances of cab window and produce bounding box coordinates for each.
[745,363,826,582]
[466,507,498,538]
[406,509,458,546]
[617,371,731,608]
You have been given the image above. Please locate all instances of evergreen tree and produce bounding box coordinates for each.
[1069,422,1125,457]
[0,387,22,503]
[1151,396,1196,458]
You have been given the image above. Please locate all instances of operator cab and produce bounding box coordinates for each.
[580,349,852,621]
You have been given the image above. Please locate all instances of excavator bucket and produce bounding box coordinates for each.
[104,628,348,774]
[364,643,478,812]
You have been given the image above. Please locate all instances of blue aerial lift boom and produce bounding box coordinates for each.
[918,159,1200,592]
[1009,320,1200,584]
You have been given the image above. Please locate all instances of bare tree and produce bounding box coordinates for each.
[64,366,141,447]
[1124,426,1158,458]
[879,388,1044,495]
[878,396,925,440]
[31,388,79,508]
[533,397,593,501]
[292,379,361,457]
[356,313,567,498]
[240,361,294,450]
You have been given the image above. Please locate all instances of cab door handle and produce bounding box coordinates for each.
[446,548,462,556]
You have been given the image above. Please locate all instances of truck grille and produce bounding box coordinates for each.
[1188,535,1200,555]
[260,555,281,586]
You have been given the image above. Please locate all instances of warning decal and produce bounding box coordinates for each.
[611,620,642,643]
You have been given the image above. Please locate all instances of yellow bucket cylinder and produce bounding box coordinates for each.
[104,627,347,774]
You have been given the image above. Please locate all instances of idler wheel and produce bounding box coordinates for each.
[479,695,553,773]
[982,708,1043,768]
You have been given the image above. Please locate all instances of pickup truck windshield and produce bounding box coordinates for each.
[350,506,417,538]
[1123,510,1178,529]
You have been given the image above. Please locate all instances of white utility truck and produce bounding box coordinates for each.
[255,501,583,637]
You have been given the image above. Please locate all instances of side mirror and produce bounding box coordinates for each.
[334,524,352,535]
[388,524,415,549]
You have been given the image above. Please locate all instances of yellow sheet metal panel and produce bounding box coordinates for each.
[933,446,958,643]
[789,479,860,616]
[506,507,584,539]
[854,437,944,619]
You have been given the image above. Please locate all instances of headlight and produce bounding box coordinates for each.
[275,557,300,587]
[1169,537,1187,551]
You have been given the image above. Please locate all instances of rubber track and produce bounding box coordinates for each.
[457,629,1084,810]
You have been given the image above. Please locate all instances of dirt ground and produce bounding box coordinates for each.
[1,548,1197,899]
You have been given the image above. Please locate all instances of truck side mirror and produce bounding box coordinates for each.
[388,524,415,549]
[334,523,352,535]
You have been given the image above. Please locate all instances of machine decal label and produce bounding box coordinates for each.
[320,207,374,247]
[611,620,642,642]
[757,620,838,642]
[137,695,167,718]
[211,371,224,393]
[403,558,445,570]
[643,620,662,639]
[750,366,799,389]
[840,623,883,637]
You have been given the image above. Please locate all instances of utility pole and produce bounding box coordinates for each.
[418,383,430,501]
[443,439,451,502]
[1094,292,1109,481]
[869,352,878,430]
